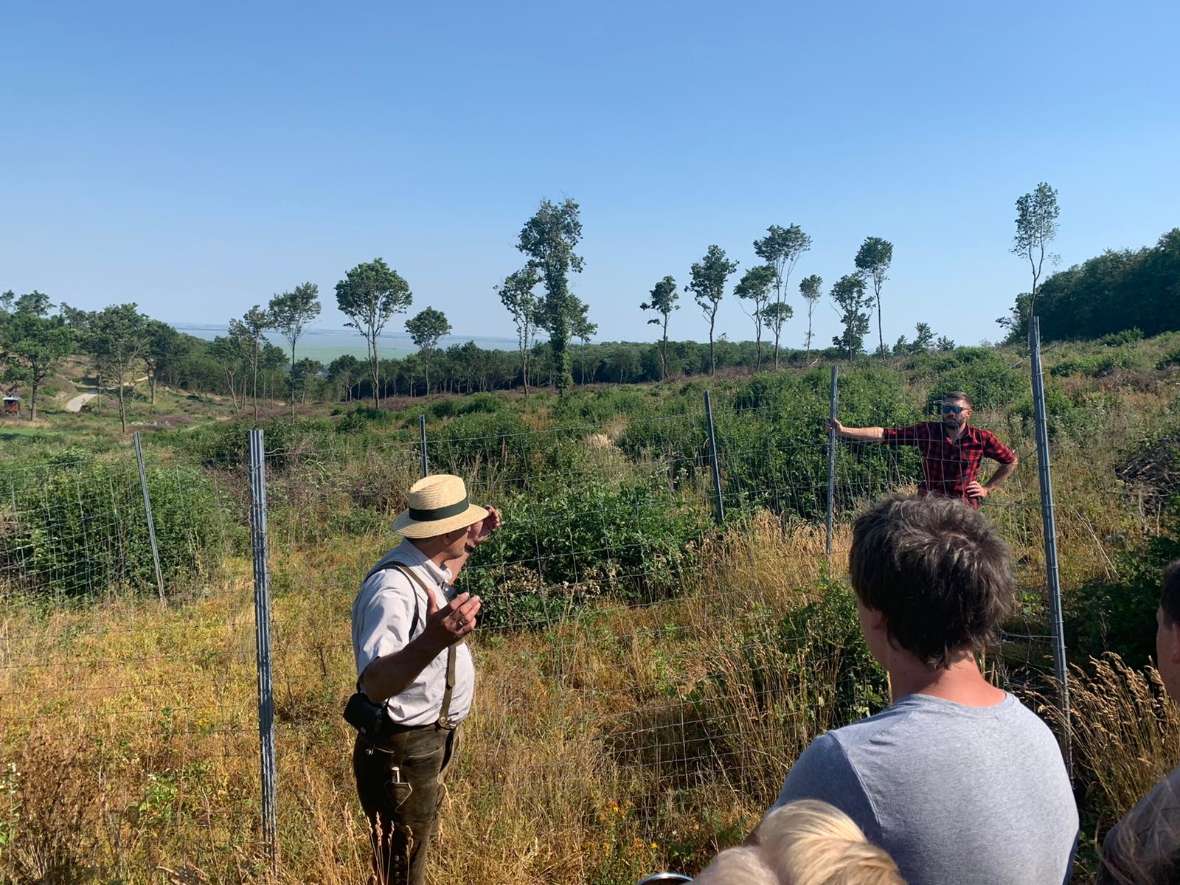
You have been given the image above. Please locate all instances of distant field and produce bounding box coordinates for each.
[176,323,517,362]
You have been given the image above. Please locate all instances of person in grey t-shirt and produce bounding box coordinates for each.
[768,495,1077,885]
[1100,560,1180,884]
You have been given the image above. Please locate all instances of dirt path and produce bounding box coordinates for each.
[65,392,98,413]
[64,376,149,413]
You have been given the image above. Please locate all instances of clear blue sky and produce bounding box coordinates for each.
[3,1,1178,349]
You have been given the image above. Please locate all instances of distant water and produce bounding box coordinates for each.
[176,323,518,362]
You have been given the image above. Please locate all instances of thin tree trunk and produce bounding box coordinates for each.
[29,383,38,421]
[290,340,297,418]
[661,314,669,381]
[118,377,127,433]
[709,313,716,376]
[877,290,884,358]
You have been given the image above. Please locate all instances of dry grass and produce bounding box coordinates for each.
[2,370,1176,883]
[0,516,858,884]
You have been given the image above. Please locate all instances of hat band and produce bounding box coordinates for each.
[408,496,471,522]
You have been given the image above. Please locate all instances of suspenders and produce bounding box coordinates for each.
[365,560,460,729]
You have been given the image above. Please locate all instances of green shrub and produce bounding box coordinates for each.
[462,477,709,630]
[178,417,333,468]
[923,348,1027,412]
[0,457,225,598]
[551,388,651,425]
[1012,385,1088,440]
[1099,328,1144,347]
[335,407,399,434]
[1049,352,1135,378]
[427,412,534,484]
[691,578,888,750]
[1157,349,1180,371]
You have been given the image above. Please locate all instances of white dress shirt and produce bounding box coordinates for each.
[351,539,475,726]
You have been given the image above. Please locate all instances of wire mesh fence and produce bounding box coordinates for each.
[0,352,1077,878]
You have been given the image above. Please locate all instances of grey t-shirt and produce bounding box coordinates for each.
[773,693,1078,885]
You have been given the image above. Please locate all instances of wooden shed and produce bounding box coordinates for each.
[3,396,21,416]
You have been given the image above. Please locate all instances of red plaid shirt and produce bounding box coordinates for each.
[881,422,1017,509]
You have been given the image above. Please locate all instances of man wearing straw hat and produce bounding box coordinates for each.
[349,473,501,885]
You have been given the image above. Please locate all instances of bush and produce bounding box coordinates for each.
[335,407,399,434]
[1099,328,1144,347]
[923,348,1027,412]
[1157,349,1180,371]
[179,417,333,469]
[427,411,534,485]
[462,477,709,630]
[0,456,225,598]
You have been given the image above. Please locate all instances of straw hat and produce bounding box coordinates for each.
[393,474,488,539]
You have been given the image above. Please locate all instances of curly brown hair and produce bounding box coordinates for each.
[850,495,1016,668]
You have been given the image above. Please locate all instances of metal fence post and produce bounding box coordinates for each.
[704,390,725,524]
[1029,317,1072,773]
[826,365,839,559]
[248,429,279,868]
[132,431,166,605]
[419,414,430,478]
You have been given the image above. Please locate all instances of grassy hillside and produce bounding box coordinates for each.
[1,335,1179,883]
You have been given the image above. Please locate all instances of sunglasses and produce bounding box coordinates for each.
[941,404,965,414]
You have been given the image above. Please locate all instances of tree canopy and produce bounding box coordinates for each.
[335,258,412,409]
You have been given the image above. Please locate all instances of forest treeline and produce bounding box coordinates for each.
[1000,227,1180,343]
[2,189,1177,421]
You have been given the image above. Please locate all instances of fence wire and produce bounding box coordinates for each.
[1,366,1084,879]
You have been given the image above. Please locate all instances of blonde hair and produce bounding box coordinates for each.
[692,846,778,885]
[756,800,904,885]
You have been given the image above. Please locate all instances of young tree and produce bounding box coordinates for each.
[2,295,73,421]
[854,237,894,357]
[640,275,679,380]
[90,304,150,432]
[229,305,273,421]
[798,274,824,355]
[754,224,811,368]
[912,322,935,352]
[291,358,323,403]
[936,335,956,352]
[570,301,597,385]
[734,264,776,371]
[143,320,184,406]
[269,282,321,416]
[335,258,413,409]
[326,353,361,402]
[686,245,739,376]
[761,302,794,366]
[260,341,287,402]
[830,274,871,361]
[496,267,541,396]
[210,334,249,410]
[405,307,452,396]
[1012,182,1060,320]
[516,198,588,395]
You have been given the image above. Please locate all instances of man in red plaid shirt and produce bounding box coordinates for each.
[827,391,1019,509]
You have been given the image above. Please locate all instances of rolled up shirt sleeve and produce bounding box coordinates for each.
[354,585,416,678]
[981,430,1017,464]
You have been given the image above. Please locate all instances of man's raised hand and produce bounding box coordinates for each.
[826,418,846,435]
[423,587,481,649]
[465,506,502,549]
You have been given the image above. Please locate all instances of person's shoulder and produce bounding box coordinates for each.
[360,556,419,601]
